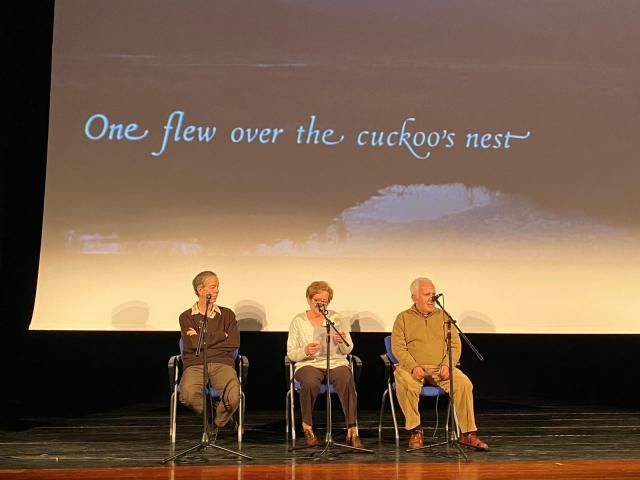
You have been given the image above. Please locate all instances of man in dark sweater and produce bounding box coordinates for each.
[179,270,240,429]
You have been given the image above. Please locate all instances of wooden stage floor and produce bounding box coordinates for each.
[1,405,639,479]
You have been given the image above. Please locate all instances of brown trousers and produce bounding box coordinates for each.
[294,365,358,427]
[180,362,240,428]
[394,365,477,433]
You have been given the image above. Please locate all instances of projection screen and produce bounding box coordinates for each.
[32,0,640,333]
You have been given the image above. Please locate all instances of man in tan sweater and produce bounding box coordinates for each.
[391,277,488,450]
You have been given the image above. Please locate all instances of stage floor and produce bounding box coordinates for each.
[1,404,640,479]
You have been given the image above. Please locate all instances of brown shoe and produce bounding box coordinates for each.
[346,433,365,449]
[459,432,489,451]
[303,427,319,447]
[408,428,424,448]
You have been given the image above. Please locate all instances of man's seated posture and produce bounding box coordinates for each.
[179,270,240,432]
[391,277,488,450]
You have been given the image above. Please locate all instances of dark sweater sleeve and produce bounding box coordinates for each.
[179,310,199,353]
[207,307,240,358]
[227,311,240,349]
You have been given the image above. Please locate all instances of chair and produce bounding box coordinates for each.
[378,335,455,441]
[168,338,249,445]
[284,354,362,440]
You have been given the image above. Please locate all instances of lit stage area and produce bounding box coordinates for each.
[1,332,640,480]
[1,406,640,479]
[4,1,640,479]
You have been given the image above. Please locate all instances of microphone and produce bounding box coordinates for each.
[206,293,212,300]
[315,302,328,314]
[431,293,443,302]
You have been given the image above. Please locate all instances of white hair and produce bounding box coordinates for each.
[410,277,434,295]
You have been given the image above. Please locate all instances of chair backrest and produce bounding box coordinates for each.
[384,335,399,365]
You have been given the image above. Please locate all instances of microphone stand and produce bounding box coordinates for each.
[163,296,252,463]
[290,305,373,458]
[407,295,484,460]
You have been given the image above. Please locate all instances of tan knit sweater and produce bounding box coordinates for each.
[391,305,461,373]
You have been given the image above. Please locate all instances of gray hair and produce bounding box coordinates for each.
[192,270,217,295]
[410,277,434,295]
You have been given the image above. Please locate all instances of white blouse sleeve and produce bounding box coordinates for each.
[286,314,309,362]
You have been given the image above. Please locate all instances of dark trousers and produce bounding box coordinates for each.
[294,365,358,427]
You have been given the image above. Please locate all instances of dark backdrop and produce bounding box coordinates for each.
[1,2,638,424]
[2,331,639,420]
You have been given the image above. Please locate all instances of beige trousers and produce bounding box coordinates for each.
[180,362,240,428]
[394,365,477,433]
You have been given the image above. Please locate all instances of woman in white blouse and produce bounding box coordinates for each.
[286,281,363,448]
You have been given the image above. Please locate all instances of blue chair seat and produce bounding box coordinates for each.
[292,380,337,395]
[387,382,445,397]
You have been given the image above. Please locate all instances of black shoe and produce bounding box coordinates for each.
[215,416,239,433]
[204,424,219,443]
[225,417,239,433]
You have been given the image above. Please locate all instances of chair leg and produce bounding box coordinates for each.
[289,389,296,440]
[389,388,399,441]
[170,390,177,445]
[378,389,388,440]
[238,390,244,444]
[445,400,449,436]
[285,391,290,438]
